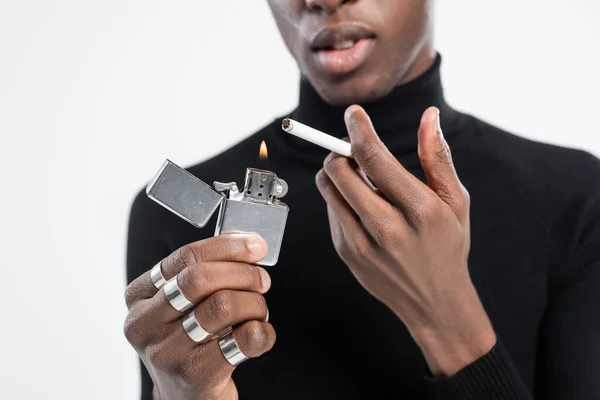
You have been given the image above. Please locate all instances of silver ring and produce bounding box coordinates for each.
[182,312,213,344]
[150,261,167,289]
[219,331,249,366]
[163,276,194,312]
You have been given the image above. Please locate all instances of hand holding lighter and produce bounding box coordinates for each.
[146,160,289,266]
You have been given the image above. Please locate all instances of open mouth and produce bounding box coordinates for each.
[313,37,375,52]
[309,24,377,75]
[310,24,376,52]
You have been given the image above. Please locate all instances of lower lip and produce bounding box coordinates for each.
[314,38,375,75]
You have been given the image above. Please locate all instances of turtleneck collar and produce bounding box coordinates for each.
[272,54,470,168]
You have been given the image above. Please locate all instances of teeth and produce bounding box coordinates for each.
[332,40,356,50]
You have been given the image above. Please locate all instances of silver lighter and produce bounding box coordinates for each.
[146,160,289,266]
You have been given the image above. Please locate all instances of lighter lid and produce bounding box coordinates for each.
[146,160,224,228]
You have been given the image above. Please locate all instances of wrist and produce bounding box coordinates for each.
[409,283,497,378]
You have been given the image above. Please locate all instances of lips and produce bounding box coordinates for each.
[310,24,376,52]
[309,24,377,75]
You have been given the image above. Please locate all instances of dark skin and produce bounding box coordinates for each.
[270,0,495,376]
[124,1,495,398]
[317,106,496,376]
[267,0,436,104]
[125,234,274,399]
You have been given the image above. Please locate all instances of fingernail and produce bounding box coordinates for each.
[265,308,270,322]
[258,267,272,292]
[246,235,265,254]
[422,107,434,124]
[344,105,358,122]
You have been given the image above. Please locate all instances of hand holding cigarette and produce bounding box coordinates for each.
[313,105,496,378]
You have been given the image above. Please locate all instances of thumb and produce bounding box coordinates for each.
[418,107,468,218]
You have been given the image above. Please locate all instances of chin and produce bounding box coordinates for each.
[308,69,397,106]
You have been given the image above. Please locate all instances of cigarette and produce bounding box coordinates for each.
[282,118,352,157]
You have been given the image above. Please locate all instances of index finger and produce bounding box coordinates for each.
[125,233,268,308]
[345,105,429,213]
[163,233,268,279]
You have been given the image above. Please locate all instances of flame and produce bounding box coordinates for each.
[259,140,268,160]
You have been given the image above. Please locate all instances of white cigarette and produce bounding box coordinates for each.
[282,118,352,157]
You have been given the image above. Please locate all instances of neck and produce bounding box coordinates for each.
[400,42,437,86]
[280,54,465,166]
[293,53,454,135]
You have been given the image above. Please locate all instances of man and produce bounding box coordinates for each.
[124,1,600,399]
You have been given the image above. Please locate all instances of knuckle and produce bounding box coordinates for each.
[211,238,234,260]
[407,198,436,230]
[435,146,452,165]
[355,140,381,170]
[435,183,455,205]
[253,293,268,313]
[242,263,261,289]
[315,169,330,191]
[123,314,139,346]
[179,265,211,298]
[350,230,372,258]
[452,190,471,222]
[243,321,271,351]
[371,220,398,247]
[323,157,346,183]
[443,141,454,163]
[335,242,352,261]
[332,234,351,260]
[212,235,248,260]
[208,290,234,320]
[421,193,438,213]
[178,244,199,267]
[124,283,141,309]
[322,152,335,167]
[123,310,146,348]
[453,198,467,216]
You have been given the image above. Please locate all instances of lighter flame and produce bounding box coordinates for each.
[259,140,268,160]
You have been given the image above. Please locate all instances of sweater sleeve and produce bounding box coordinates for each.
[425,339,532,399]
[426,194,600,400]
[126,190,172,400]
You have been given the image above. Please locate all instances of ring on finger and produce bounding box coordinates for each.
[150,261,167,289]
[164,276,194,312]
[219,331,249,366]
[182,312,214,344]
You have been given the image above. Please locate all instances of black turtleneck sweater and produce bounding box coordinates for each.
[127,56,600,399]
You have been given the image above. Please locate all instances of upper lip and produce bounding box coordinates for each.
[310,23,376,51]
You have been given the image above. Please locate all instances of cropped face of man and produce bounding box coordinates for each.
[267,0,436,105]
